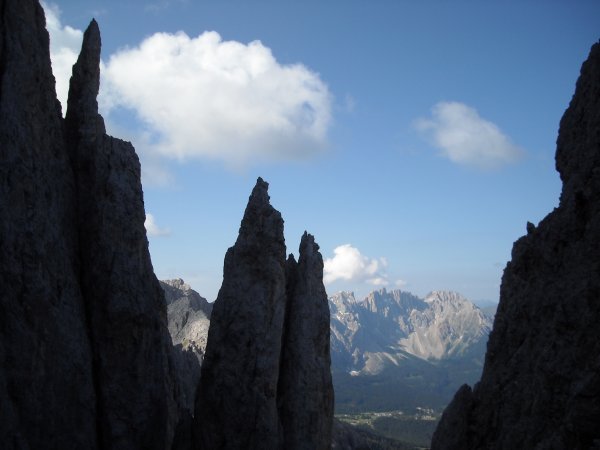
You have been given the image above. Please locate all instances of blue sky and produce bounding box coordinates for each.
[44,0,600,304]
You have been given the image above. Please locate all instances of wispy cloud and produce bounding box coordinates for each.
[415,101,523,169]
[100,30,332,169]
[42,2,83,114]
[145,213,171,237]
[395,279,407,288]
[324,244,388,286]
[144,0,188,14]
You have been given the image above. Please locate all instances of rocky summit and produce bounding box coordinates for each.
[0,1,186,449]
[431,41,600,450]
[194,179,333,450]
[162,279,212,362]
[161,279,212,416]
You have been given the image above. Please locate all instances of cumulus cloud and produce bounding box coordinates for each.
[43,5,332,172]
[145,213,171,237]
[415,101,523,169]
[324,244,388,286]
[42,2,83,114]
[100,30,332,168]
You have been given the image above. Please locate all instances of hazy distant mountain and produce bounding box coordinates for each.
[330,289,492,376]
[161,278,212,362]
[330,289,494,415]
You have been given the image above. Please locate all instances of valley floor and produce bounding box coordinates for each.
[336,408,441,449]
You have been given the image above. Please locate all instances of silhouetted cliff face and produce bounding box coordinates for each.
[194,179,334,450]
[432,41,600,450]
[279,233,334,450]
[0,1,182,448]
[65,21,181,449]
[0,1,97,448]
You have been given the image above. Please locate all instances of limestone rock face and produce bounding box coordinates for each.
[0,2,184,448]
[162,279,212,358]
[161,279,210,413]
[194,179,334,450]
[431,41,600,450]
[330,289,491,375]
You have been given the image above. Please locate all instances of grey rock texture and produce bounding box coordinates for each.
[162,278,212,358]
[194,179,334,450]
[161,279,210,413]
[0,2,185,448]
[431,41,600,450]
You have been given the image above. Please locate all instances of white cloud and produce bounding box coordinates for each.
[324,244,388,286]
[145,213,171,237]
[42,2,83,114]
[43,7,332,176]
[395,279,407,288]
[415,101,523,169]
[100,30,332,168]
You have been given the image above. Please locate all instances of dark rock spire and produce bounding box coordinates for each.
[432,41,600,450]
[64,19,105,138]
[194,177,288,449]
[279,232,334,450]
[194,180,334,450]
[65,19,180,450]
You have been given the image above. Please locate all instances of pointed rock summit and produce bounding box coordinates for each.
[194,178,288,450]
[432,41,600,450]
[194,180,333,450]
[279,232,334,449]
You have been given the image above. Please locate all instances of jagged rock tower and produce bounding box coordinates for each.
[431,41,600,450]
[0,1,184,448]
[194,178,334,450]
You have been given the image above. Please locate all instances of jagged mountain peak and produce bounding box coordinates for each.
[330,288,491,374]
[362,288,426,316]
[235,176,285,256]
[425,290,469,303]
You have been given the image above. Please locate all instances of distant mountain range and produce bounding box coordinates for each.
[328,289,493,415]
[330,289,492,375]
[161,280,494,415]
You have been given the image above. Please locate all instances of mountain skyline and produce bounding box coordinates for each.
[161,277,492,419]
[42,1,600,304]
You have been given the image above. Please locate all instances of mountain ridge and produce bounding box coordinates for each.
[330,288,492,375]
